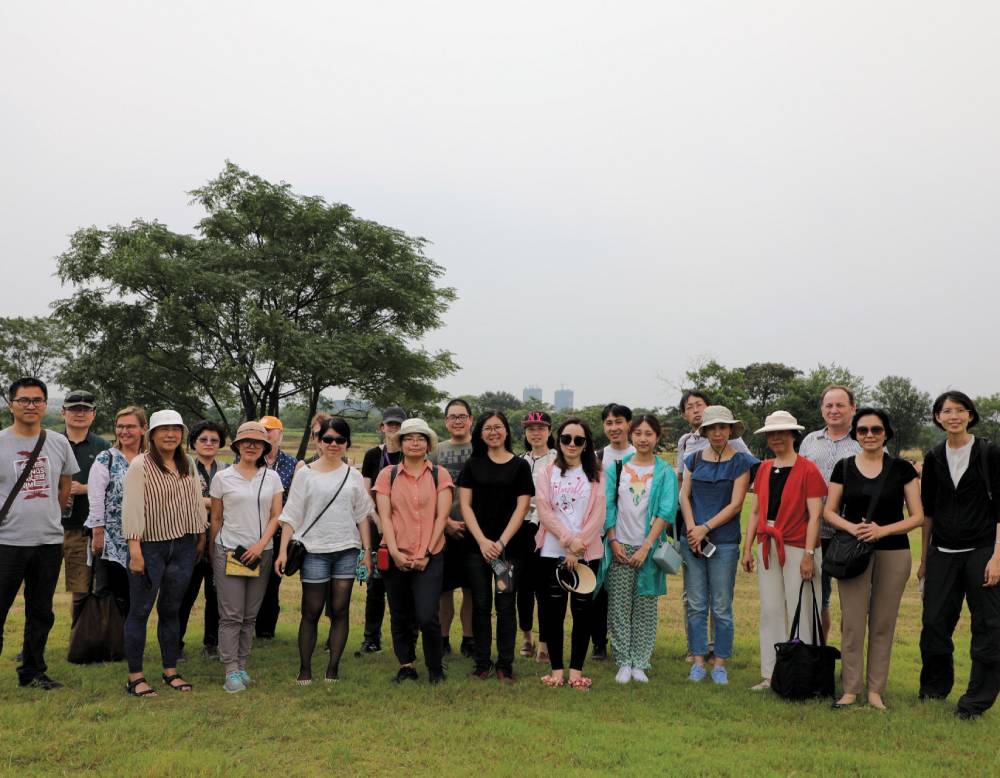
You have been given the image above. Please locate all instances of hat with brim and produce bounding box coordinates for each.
[382,406,407,424]
[230,421,273,457]
[147,410,188,442]
[521,410,552,428]
[754,410,805,434]
[397,418,438,453]
[259,415,283,431]
[697,405,745,439]
[556,561,596,595]
[63,389,96,409]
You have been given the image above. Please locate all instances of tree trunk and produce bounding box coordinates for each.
[296,384,321,460]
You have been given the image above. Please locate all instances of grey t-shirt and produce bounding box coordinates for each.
[432,440,473,520]
[0,429,79,546]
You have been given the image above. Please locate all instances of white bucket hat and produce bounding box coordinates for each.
[146,409,188,441]
[698,406,745,439]
[397,417,438,453]
[754,410,805,434]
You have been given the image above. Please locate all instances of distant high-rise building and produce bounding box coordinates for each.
[523,386,543,403]
[554,389,574,411]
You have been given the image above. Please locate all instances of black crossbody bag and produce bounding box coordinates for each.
[822,454,889,580]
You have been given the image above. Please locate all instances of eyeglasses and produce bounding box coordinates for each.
[115,423,141,431]
[12,397,46,407]
[321,435,348,445]
[196,437,220,445]
[938,408,969,417]
[239,440,264,448]
[483,425,505,434]
[559,434,587,447]
[856,426,885,437]
[446,414,470,422]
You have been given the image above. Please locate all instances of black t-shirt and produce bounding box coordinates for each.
[361,445,403,483]
[64,432,111,530]
[830,456,918,551]
[457,455,535,556]
[766,467,792,523]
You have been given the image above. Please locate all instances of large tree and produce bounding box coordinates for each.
[0,316,68,389]
[871,375,931,455]
[54,162,456,441]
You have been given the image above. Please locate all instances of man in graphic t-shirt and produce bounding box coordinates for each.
[0,378,78,690]
[591,403,636,660]
[432,398,476,657]
[356,405,405,656]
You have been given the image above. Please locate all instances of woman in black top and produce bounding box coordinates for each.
[824,408,923,710]
[458,411,534,683]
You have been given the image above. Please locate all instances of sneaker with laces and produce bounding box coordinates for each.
[470,663,493,680]
[688,664,707,682]
[224,672,246,693]
[238,670,251,686]
[710,666,728,685]
[631,668,649,683]
[19,674,63,691]
[392,666,419,684]
[428,668,446,685]
[354,641,382,657]
[615,666,632,684]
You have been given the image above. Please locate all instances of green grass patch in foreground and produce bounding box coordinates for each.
[2,512,998,776]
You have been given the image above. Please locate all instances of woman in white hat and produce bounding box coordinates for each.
[741,410,827,691]
[678,406,758,686]
[121,409,207,697]
[275,418,373,684]
[373,418,454,684]
[534,417,606,690]
[208,421,284,692]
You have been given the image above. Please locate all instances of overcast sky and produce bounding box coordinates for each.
[2,1,998,410]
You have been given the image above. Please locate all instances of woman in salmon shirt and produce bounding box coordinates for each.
[741,411,827,692]
[534,417,606,691]
[374,418,454,685]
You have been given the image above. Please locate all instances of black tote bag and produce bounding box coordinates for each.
[771,579,840,700]
[67,584,126,664]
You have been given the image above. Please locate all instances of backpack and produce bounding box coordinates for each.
[389,464,440,488]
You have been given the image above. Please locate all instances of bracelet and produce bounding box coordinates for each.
[498,539,506,550]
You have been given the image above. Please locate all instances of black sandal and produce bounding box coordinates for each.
[161,673,193,692]
[125,677,158,697]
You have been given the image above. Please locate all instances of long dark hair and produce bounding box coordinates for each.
[554,417,601,482]
[148,427,191,477]
[470,410,513,457]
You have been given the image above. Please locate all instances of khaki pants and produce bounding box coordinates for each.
[63,529,93,594]
[212,547,273,675]
[838,548,911,695]
[756,540,822,679]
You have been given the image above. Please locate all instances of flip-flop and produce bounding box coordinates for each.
[161,673,193,692]
[568,677,593,691]
[541,674,564,688]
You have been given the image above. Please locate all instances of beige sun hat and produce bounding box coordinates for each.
[397,417,438,453]
[755,410,805,434]
[230,421,273,457]
[697,405,745,439]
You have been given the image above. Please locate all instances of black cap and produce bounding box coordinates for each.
[522,410,552,428]
[63,390,96,409]
[382,406,406,424]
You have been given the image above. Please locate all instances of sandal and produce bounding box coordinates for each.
[296,677,313,686]
[568,677,593,691]
[161,673,193,692]
[519,639,535,658]
[535,645,549,663]
[541,674,565,688]
[125,677,158,697]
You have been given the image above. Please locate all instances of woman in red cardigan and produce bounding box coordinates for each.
[741,411,827,691]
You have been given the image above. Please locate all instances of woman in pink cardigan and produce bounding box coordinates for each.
[534,417,606,690]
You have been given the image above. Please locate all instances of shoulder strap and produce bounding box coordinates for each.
[298,467,352,539]
[614,460,623,506]
[977,439,993,503]
[0,430,47,525]
[391,463,438,488]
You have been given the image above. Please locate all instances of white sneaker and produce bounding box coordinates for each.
[615,666,632,684]
[631,668,649,683]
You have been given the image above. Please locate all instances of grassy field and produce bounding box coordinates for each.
[1,476,998,775]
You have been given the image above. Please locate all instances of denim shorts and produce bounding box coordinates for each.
[301,548,359,583]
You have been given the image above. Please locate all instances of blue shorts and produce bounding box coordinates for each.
[301,548,359,584]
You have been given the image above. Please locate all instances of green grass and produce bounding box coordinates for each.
[1,507,998,776]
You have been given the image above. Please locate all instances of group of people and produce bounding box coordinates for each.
[0,378,997,721]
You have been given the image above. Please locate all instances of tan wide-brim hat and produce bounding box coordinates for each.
[397,417,438,453]
[697,405,745,439]
[755,410,805,434]
[231,421,273,456]
[556,562,596,595]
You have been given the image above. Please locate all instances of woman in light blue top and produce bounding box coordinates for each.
[596,414,678,684]
[678,406,757,685]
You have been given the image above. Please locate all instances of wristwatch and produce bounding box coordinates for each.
[805,549,816,557]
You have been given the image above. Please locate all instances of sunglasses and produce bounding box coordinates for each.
[321,435,348,445]
[856,426,885,437]
[559,434,587,447]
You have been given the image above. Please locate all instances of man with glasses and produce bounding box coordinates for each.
[0,378,78,689]
[434,398,476,657]
[178,420,227,659]
[357,406,406,656]
[58,390,109,622]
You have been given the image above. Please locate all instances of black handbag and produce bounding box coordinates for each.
[67,579,126,664]
[283,467,351,577]
[771,580,840,700]
[822,454,889,581]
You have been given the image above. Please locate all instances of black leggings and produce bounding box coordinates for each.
[537,557,598,672]
[298,579,354,680]
[516,552,544,640]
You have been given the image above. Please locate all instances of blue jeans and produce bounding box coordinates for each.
[680,542,739,659]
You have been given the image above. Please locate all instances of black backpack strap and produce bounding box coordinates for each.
[432,465,439,488]
[391,463,438,488]
[977,438,994,503]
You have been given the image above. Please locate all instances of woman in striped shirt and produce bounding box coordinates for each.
[121,410,207,697]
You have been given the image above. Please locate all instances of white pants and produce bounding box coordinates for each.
[756,540,823,679]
